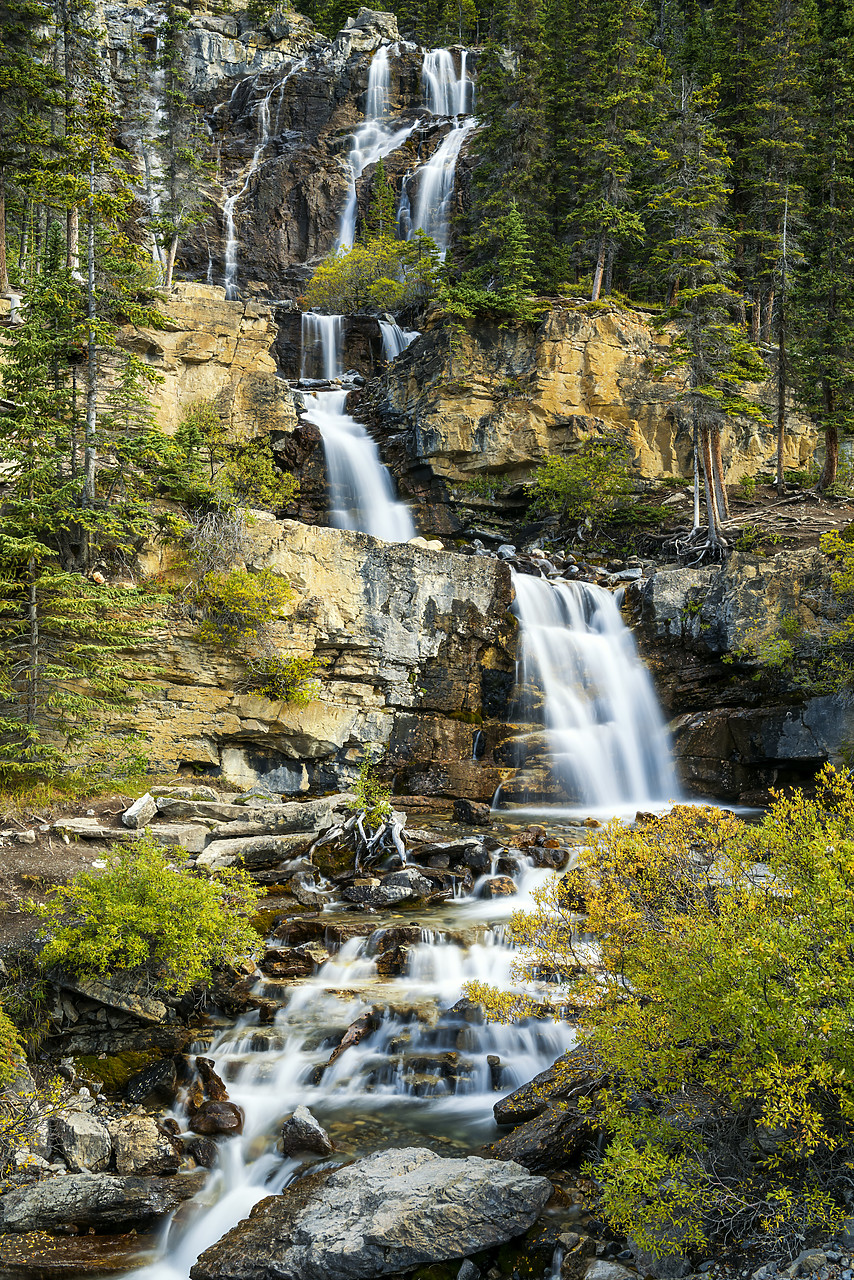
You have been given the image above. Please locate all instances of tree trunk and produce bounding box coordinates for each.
[817,418,838,493]
[700,424,724,547]
[84,150,97,529]
[692,405,701,531]
[67,206,79,274]
[164,235,179,292]
[763,288,775,344]
[0,167,10,295]
[776,302,786,496]
[667,278,679,308]
[591,232,606,302]
[710,425,730,518]
[26,558,39,728]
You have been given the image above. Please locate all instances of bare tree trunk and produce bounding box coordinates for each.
[0,167,10,295]
[700,424,724,547]
[750,294,760,343]
[164,235,179,291]
[667,278,679,307]
[711,425,730,518]
[84,149,97,544]
[67,206,79,274]
[692,406,701,531]
[763,287,775,344]
[591,233,606,302]
[776,302,787,495]
[26,558,38,727]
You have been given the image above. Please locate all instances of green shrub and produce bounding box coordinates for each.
[351,754,392,828]
[31,837,261,995]
[532,437,634,529]
[195,569,293,652]
[242,653,322,705]
[467,768,854,1261]
[0,1002,23,1088]
[305,231,443,314]
[738,472,757,498]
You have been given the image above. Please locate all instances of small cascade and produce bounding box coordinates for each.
[300,311,344,381]
[337,45,419,250]
[409,117,476,255]
[222,60,305,299]
[136,29,167,273]
[421,47,471,116]
[379,318,419,360]
[298,313,415,541]
[506,572,679,811]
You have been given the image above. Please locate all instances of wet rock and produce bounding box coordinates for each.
[184,1136,219,1169]
[189,1101,244,1136]
[480,876,517,899]
[0,1231,160,1277]
[190,1146,552,1280]
[281,1105,334,1157]
[342,869,431,907]
[453,799,491,826]
[291,871,330,908]
[487,1104,598,1172]
[122,792,158,829]
[371,925,423,977]
[196,1057,229,1102]
[197,833,312,871]
[494,1045,604,1126]
[126,1058,179,1107]
[108,1116,183,1177]
[54,1110,112,1172]
[0,1171,206,1232]
[317,1012,379,1079]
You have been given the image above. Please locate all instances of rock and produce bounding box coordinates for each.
[190,1146,552,1280]
[281,1105,334,1157]
[52,817,141,842]
[126,1058,179,1106]
[189,1101,244,1136]
[196,1057,229,1102]
[54,1110,112,1172]
[453,799,491,826]
[122,792,158,829]
[185,1136,219,1168]
[109,1116,183,1176]
[0,1231,160,1277]
[150,785,219,800]
[585,1264,635,1280]
[629,1231,692,1278]
[786,1252,828,1279]
[58,971,169,1024]
[197,833,312,871]
[494,1045,604,1125]
[0,1171,206,1232]
[458,1262,482,1280]
[150,823,211,853]
[480,875,517,899]
[290,871,330,908]
[487,1104,597,1172]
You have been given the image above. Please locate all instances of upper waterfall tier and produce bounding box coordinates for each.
[508,573,680,811]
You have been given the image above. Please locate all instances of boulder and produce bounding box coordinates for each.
[453,799,491,826]
[126,1058,179,1106]
[196,1057,229,1102]
[197,833,311,871]
[185,1136,220,1169]
[190,1146,552,1280]
[0,1171,205,1232]
[0,1231,160,1277]
[342,868,432,907]
[585,1264,635,1280]
[487,1105,596,1172]
[479,875,517,899]
[150,823,211,853]
[122,793,158,829]
[493,1045,603,1126]
[54,1110,112,1172]
[109,1116,183,1176]
[190,1101,244,1136]
[281,1105,333,1157]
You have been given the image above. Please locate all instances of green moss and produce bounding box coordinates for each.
[447,710,484,726]
[74,1050,160,1095]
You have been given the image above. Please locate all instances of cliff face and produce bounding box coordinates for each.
[628,550,853,800]
[356,304,817,533]
[130,519,515,800]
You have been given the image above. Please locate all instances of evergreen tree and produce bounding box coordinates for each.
[790,0,854,492]
[366,158,397,240]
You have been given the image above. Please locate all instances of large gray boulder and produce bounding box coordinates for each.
[190,1147,551,1280]
[108,1115,183,1176]
[0,1171,205,1232]
[54,1110,112,1172]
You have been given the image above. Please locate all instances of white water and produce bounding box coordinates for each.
[379,318,419,360]
[222,60,305,299]
[138,30,167,274]
[299,312,415,541]
[422,47,471,116]
[125,918,575,1280]
[337,45,419,250]
[508,572,679,812]
[409,118,476,255]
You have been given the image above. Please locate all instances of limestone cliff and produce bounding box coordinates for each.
[130,519,514,799]
[628,549,854,800]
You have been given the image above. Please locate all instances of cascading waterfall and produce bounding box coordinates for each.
[403,47,475,256]
[299,313,415,541]
[222,60,305,299]
[379,318,419,360]
[507,572,679,811]
[337,45,419,250]
[126,908,575,1280]
[136,29,167,273]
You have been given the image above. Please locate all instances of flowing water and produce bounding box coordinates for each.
[299,312,415,541]
[505,572,680,814]
[222,60,306,298]
[379,318,419,360]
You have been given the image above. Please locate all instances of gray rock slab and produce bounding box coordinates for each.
[108,1115,183,1176]
[208,799,333,839]
[53,817,141,842]
[149,823,212,853]
[0,1171,206,1232]
[59,973,168,1024]
[190,1146,552,1280]
[197,833,312,871]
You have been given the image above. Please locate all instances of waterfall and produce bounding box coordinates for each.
[379,319,419,360]
[337,45,419,251]
[401,48,475,258]
[409,118,476,256]
[137,30,167,273]
[222,60,305,299]
[299,313,415,541]
[300,312,344,381]
[508,572,679,811]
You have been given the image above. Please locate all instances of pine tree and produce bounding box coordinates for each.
[789,0,854,493]
[366,158,397,241]
[647,78,768,552]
